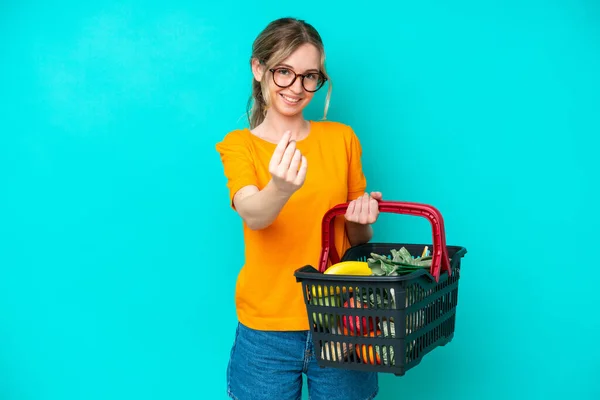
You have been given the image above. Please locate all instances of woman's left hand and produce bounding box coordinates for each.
[345,192,382,225]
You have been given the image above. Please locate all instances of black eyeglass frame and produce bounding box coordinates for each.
[268,67,328,93]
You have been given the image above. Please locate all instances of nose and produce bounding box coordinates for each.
[290,76,304,94]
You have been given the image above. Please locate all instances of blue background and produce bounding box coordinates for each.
[1,1,598,399]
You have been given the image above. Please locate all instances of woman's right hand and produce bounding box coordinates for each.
[268,131,308,195]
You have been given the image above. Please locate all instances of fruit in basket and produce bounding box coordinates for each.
[310,262,370,299]
[342,297,376,336]
[311,295,341,330]
[355,331,382,365]
[324,261,372,276]
[321,338,353,362]
[311,284,342,298]
[357,344,382,365]
[312,310,335,330]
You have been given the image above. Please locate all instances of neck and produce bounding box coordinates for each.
[261,111,309,141]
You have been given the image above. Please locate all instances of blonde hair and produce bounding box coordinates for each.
[247,17,332,129]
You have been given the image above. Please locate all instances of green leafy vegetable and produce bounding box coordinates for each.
[367,247,432,276]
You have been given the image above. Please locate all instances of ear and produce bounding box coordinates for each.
[251,58,265,82]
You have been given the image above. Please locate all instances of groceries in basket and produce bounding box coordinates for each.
[311,246,434,365]
[295,200,467,376]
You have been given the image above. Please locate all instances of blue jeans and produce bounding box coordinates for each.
[226,322,379,400]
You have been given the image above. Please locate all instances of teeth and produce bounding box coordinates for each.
[282,94,300,103]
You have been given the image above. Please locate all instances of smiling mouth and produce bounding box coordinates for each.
[280,94,301,104]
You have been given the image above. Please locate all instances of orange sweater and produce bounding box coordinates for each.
[215,121,367,331]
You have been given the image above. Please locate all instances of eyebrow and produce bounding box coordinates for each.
[275,63,320,73]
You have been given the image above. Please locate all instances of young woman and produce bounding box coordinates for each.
[216,17,382,400]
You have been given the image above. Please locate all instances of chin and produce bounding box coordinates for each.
[277,108,306,118]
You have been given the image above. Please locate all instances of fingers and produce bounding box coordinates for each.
[345,192,380,224]
[294,155,308,185]
[269,131,292,170]
[370,191,383,201]
[345,199,356,218]
[287,149,302,179]
[368,195,379,222]
[345,194,366,223]
[278,140,297,171]
[358,193,369,224]
[268,131,308,194]
[269,133,298,176]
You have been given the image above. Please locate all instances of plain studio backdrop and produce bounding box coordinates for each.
[1,1,598,399]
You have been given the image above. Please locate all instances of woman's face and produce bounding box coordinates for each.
[256,43,323,119]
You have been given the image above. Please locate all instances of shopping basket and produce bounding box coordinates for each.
[294,200,467,376]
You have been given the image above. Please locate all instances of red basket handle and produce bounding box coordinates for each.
[318,200,451,282]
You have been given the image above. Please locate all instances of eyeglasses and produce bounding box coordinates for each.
[268,67,327,92]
